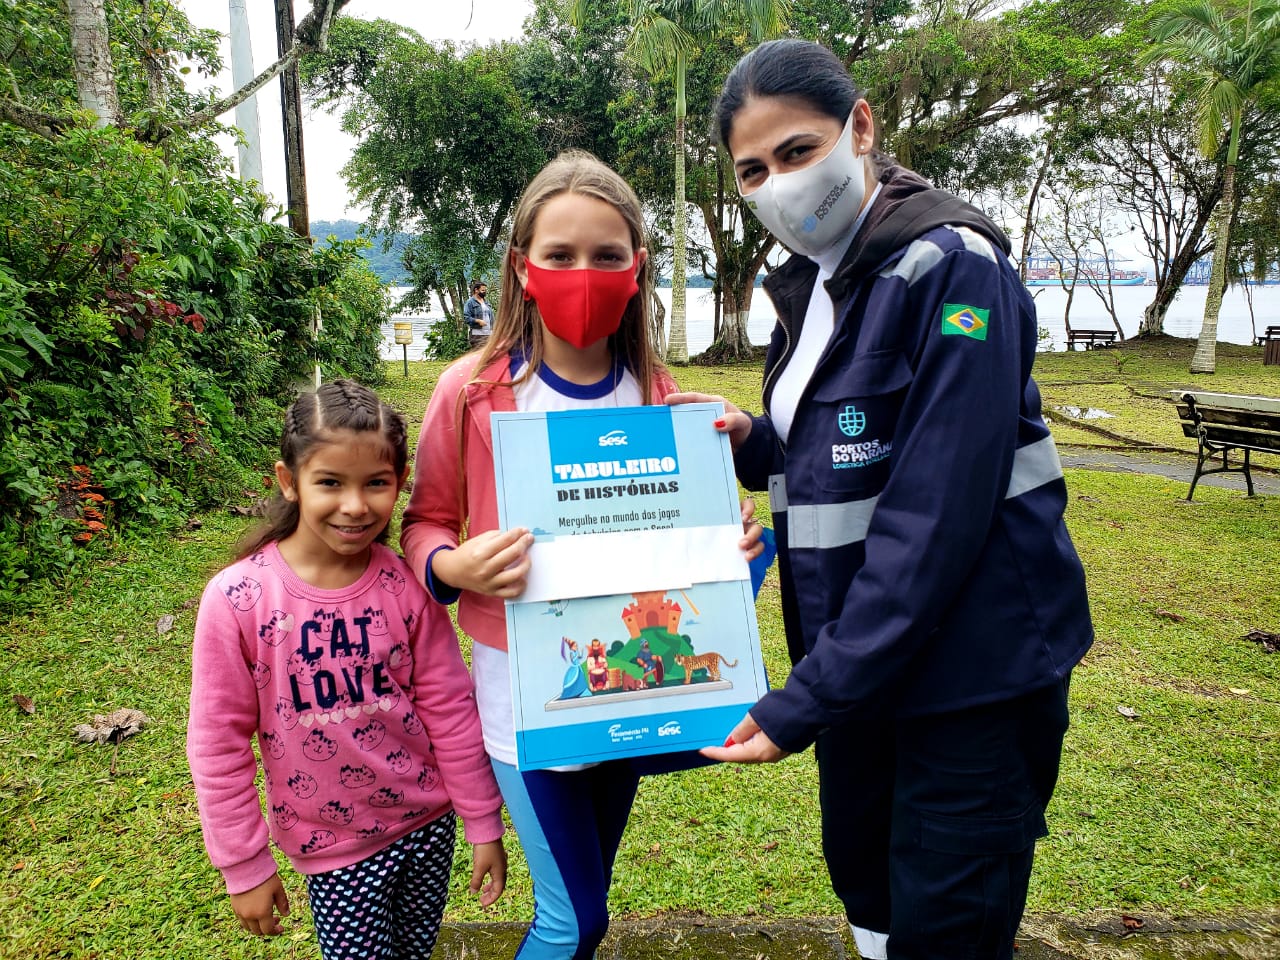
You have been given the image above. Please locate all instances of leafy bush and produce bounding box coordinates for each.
[0,126,389,612]
[421,315,471,360]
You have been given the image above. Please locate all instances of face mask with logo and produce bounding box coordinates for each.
[740,112,867,259]
[522,260,639,349]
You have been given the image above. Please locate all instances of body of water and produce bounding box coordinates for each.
[379,283,1278,361]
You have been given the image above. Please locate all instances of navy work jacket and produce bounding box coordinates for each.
[736,171,1094,753]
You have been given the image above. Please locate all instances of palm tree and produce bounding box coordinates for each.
[566,0,788,362]
[1141,0,1280,374]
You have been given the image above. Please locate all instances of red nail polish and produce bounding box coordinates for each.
[714,418,726,428]
[723,735,736,747]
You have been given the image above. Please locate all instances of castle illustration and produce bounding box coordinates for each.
[620,590,682,637]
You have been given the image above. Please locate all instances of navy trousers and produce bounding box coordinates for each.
[816,677,1071,960]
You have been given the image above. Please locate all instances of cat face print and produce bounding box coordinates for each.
[402,711,424,737]
[224,577,262,612]
[301,729,338,762]
[259,729,286,760]
[300,830,337,853]
[363,606,390,636]
[368,788,403,808]
[417,766,440,792]
[339,764,376,789]
[318,800,354,826]
[312,608,338,643]
[272,801,299,830]
[258,611,295,647]
[377,567,406,596]
[386,748,412,775]
[352,720,386,752]
[275,698,299,730]
[356,820,388,839]
[387,641,410,670]
[286,770,318,799]
[286,649,322,682]
[251,662,271,689]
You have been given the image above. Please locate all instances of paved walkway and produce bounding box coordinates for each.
[1059,446,1280,496]
[436,914,1280,959]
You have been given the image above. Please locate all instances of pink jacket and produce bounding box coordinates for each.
[401,353,679,651]
[187,542,504,894]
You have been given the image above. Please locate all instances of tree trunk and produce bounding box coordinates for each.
[276,0,310,239]
[1190,160,1233,374]
[667,55,688,363]
[1140,239,1203,335]
[719,283,752,356]
[67,0,120,127]
[648,283,666,358]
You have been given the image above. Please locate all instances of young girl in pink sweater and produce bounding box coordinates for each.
[188,379,506,959]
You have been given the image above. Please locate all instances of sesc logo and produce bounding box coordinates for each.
[598,429,628,447]
[657,721,682,737]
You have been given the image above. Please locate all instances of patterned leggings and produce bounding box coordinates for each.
[304,814,456,960]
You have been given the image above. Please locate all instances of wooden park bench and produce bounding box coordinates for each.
[1257,326,1280,366]
[1172,391,1280,499]
[1066,329,1118,351]
[1253,325,1280,346]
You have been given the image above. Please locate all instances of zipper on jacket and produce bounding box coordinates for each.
[761,313,794,430]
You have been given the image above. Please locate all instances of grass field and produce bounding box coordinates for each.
[1,336,1277,958]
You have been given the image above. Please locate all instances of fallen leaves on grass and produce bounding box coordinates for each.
[1154,609,1186,622]
[74,707,152,776]
[13,694,35,715]
[1116,705,1140,720]
[156,614,175,635]
[1120,914,1144,933]
[1240,630,1279,653]
[73,708,151,745]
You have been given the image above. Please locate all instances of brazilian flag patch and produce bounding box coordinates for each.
[940,303,990,340]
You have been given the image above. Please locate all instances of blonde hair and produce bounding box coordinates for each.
[470,150,661,402]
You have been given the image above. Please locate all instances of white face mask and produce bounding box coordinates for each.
[740,112,867,259]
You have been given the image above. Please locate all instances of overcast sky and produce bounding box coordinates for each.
[176,1,534,222]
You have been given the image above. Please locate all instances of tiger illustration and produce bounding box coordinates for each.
[673,652,738,684]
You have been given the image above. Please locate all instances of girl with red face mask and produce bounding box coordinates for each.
[401,150,762,960]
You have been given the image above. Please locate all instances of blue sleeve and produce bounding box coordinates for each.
[752,246,1027,751]
[732,412,783,492]
[425,545,463,605]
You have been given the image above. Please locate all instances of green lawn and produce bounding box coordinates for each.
[1,337,1277,958]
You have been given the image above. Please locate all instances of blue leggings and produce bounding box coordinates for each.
[492,759,640,960]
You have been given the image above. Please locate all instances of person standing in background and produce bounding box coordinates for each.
[463,280,494,349]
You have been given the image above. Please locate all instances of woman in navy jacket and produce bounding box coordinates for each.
[670,40,1094,960]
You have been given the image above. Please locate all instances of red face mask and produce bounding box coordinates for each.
[522,260,640,349]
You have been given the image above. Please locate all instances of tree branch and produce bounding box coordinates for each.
[151,0,352,140]
[0,98,71,139]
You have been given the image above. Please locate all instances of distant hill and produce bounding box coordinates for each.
[312,219,412,285]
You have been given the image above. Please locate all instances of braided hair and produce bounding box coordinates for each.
[236,380,409,559]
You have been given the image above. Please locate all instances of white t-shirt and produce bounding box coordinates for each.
[472,355,643,767]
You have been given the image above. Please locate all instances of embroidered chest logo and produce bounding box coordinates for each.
[941,303,990,340]
[838,405,866,437]
[832,405,891,469]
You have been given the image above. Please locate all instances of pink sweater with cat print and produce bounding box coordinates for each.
[187,541,503,895]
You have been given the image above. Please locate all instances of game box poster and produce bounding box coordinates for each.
[491,403,769,770]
